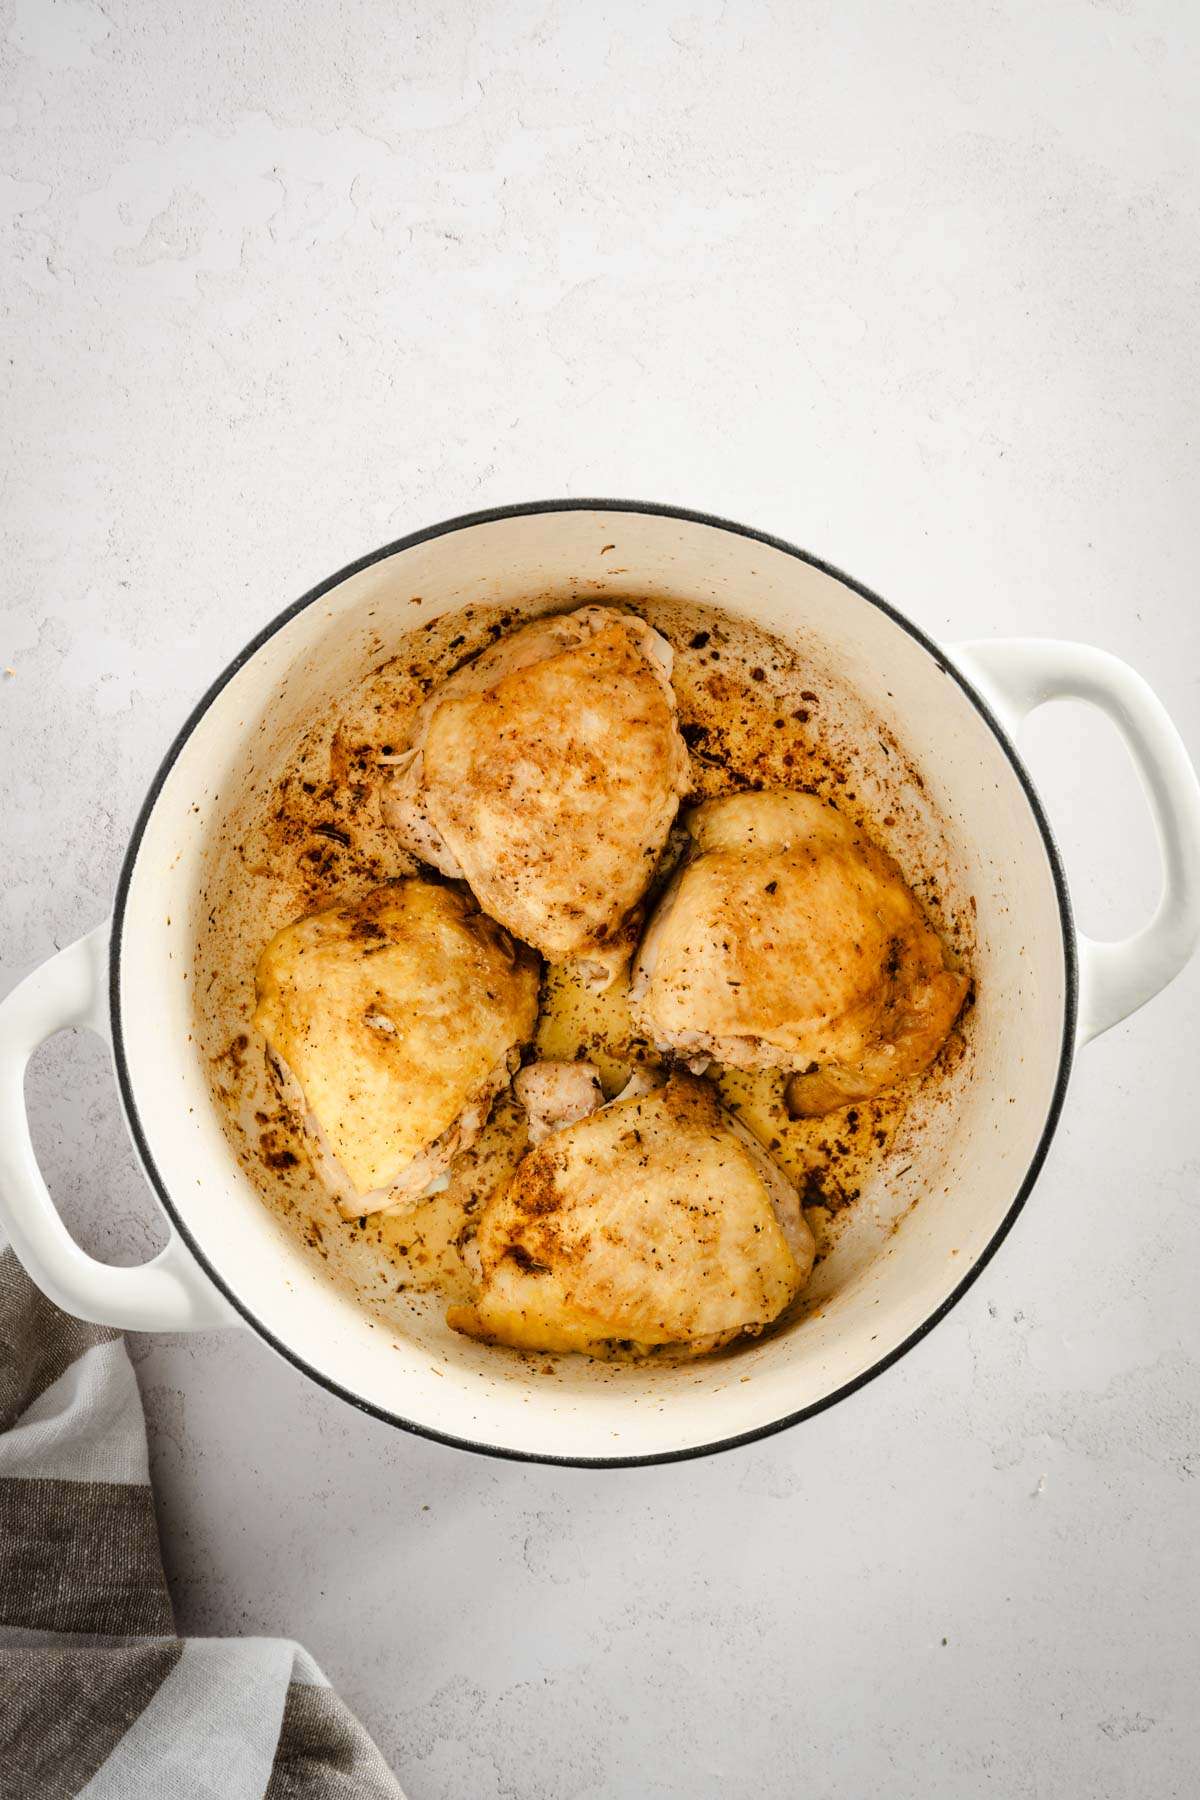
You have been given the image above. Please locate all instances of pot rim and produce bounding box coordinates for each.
[108,497,1079,1468]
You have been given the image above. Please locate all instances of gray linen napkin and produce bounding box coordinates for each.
[0,1241,404,1799]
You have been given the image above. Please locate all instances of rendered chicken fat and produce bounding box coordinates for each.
[253,882,539,1218]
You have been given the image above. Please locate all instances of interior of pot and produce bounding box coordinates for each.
[114,506,1071,1461]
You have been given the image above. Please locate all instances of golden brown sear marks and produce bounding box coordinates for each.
[253,880,539,1217]
[383,607,690,981]
[630,791,968,1111]
[449,1075,812,1359]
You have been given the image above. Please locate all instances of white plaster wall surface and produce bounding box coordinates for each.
[2,2,1198,1795]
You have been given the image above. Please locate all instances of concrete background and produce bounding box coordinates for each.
[3,2,1198,1794]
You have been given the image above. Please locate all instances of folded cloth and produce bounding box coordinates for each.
[0,1242,404,1799]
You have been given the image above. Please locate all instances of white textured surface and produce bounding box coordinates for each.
[3,3,1199,1794]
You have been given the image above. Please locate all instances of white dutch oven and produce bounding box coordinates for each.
[2,502,1198,1466]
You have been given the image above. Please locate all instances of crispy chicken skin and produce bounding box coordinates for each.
[630,791,968,1115]
[253,882,539,1219]
[449,1070,814,1358]
[382,606,690,986]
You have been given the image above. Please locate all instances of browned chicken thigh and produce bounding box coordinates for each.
[253,882,539,1219]
[630,791,968,1115]
[383,606,690,986]
[450,1067,814,1357]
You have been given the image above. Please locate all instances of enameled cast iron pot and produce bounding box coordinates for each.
[3,502,1198,1466]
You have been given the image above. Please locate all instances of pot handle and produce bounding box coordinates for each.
[950,639,1200,1047]
[0,922,239,1331]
